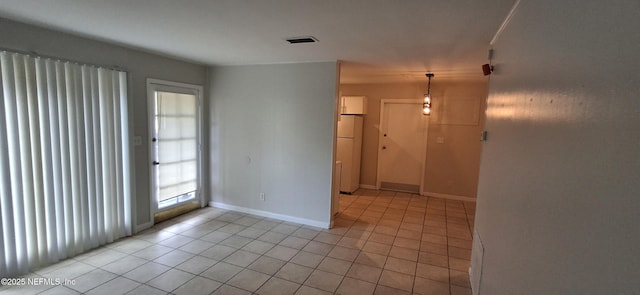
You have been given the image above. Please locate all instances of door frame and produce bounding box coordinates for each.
[376,99,429,194]
[147,78,204,223]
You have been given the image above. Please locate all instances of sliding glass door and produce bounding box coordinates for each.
[1,51,131,277]
[147,80,202,214]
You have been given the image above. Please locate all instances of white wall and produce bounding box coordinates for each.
[473,1,640,294]
[0,18,207,229]
[209,62,339,228]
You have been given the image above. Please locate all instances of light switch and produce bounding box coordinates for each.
[480,131,488,141]
[133,135,142,146]
[436,136,445,144]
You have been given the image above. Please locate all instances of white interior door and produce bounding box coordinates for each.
[377,100,428,193]
[148,79,202,214]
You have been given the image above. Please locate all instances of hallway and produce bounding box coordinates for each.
[333,189,474,294]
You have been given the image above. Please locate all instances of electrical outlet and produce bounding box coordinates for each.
[259,192,265,201]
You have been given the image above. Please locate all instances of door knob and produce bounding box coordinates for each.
[152,161,160,165]
[382,146,387,150]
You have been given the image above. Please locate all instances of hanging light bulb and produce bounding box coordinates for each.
[423,94,431,115]
[423,73,434,115]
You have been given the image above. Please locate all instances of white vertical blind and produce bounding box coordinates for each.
[156,91,197,203]
[0,51,131,277]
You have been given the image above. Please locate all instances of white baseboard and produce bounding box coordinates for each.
[209,202,331,229]
[422,191,477,202]
[359,184,378,190]
[134,221,153,234]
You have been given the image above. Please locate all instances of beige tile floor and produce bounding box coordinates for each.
[0,189,475,295]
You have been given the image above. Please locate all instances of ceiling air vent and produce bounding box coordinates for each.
[286,36,318,44]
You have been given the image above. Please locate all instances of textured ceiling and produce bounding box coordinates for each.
[0,0,515,83]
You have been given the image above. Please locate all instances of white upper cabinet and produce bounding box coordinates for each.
[340,96,367,115]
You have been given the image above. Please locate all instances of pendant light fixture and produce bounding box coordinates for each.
[423,73,434,115]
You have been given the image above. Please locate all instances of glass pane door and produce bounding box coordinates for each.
[149,81,201,212]
[154,91,197,207]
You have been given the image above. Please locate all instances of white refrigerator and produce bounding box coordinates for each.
[336,115,363,194]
